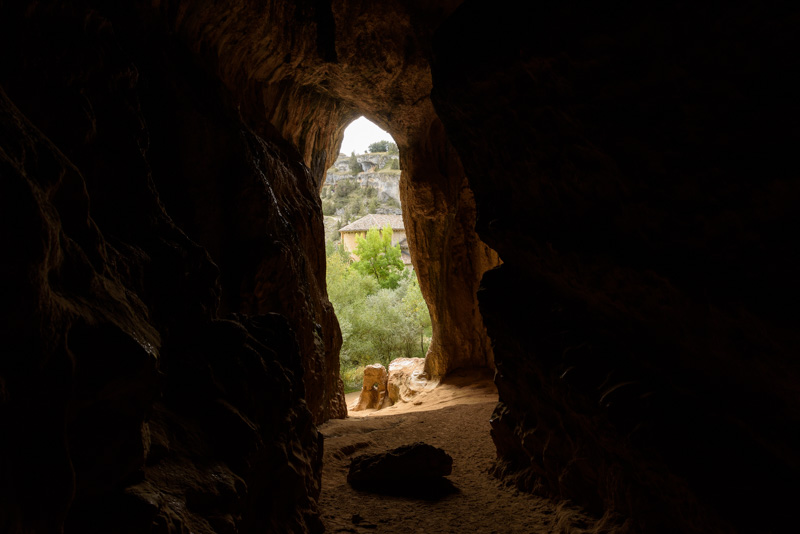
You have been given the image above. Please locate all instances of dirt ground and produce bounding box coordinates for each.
[318,369,607,533]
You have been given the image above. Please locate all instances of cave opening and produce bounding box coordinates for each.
[3,1,793,532]
[319,115,435,411]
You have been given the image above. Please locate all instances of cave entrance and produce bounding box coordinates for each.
[320,116,433,407]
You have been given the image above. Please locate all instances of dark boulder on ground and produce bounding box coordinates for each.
[347,443,453,485]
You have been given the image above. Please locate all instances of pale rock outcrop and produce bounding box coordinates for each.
[349,364,389,411]
[386,358,436,405]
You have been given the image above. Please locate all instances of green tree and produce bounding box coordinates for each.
[401,276,432,357]
[335,178,357,198]
[352,225,405,289]
[387,142,398,155]
[326,248,432,389]
[368,140,390,153]
[390,158,400,170]
[349,151,361,174]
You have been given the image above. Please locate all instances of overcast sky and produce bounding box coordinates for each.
[339,116,394,155]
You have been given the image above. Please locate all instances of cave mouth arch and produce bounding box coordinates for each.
[318,115,435,406]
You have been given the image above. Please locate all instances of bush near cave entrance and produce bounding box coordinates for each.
[352,225,405,289]
[326,248,431,392]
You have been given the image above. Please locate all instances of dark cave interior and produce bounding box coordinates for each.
[1,1,799,533]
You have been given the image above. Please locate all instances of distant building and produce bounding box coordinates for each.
[339,214,412,267]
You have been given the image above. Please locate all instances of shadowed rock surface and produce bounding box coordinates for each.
[1,0,798,533]
[347,442,453,485]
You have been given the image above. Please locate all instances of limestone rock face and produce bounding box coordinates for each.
[432,2,800,533]
[386,357,433,405]
[350,364,389,411]
[400,118,501,378]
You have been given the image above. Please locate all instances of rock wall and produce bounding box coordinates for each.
[0,1,498,531]
[363,173,402,204]
[401,114,500,376]
[432,2,800,533]
[0,2,328,532]
[6,0,791,532]
[324,172,401,205]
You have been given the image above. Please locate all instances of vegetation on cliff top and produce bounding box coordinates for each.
[320,178,399,226]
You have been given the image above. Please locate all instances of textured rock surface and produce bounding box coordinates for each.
[145,0,500,379]
[350,364,388,412]
[0,2,327,532]
[347,442,453,485]
[2,0,798,533]
[386,357,433,405]
[432,2,800,533]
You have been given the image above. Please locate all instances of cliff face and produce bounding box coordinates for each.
[325,172,402,205]
[1,0,798,533]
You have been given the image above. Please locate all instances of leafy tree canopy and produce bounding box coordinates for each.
[326,252,431,378]
[368,140,390,153]
[349,151,361,174]
[352,225,405,289]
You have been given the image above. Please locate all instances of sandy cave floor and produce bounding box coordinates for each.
[318,369,602,534]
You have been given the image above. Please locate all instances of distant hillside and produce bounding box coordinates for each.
[320,174,401,229]
[322,151,403,217]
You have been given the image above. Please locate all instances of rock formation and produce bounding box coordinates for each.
[386,357,434,405]
[351,358,436,413]
[1,0,798,533]
[349,364,389,412]
[431,2,800,533]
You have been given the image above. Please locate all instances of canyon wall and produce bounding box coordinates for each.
[432,2,800,532]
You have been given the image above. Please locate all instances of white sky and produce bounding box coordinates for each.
[339,116,394,155]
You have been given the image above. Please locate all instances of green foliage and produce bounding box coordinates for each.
[325,239,336,257]
[390,158,400,170]
[352,225,405,289]
[335,178,357,198]
[326,253,432,377]
[341,365,366,392]
[349,151,361,174]
[401,275,432,339]
[322,199,335,215]
[387,142,398,155]
[368,140,390,153]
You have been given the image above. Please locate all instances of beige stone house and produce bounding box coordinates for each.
[339,214,412,267]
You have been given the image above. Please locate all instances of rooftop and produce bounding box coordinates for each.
[339,213,405,232]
